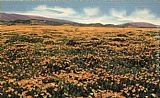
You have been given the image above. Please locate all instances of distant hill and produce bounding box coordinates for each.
[0,13,78,25]
[78,23,104,26]
[0,13,159,27]
[118,22,158,28]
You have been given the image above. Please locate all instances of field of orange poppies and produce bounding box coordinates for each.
[0,25,159,97]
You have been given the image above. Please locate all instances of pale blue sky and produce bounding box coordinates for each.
[1,0,160,24]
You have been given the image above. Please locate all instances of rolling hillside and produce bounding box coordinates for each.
[0,13,159,27]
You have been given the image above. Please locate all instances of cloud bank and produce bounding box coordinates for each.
[8,5,160,25]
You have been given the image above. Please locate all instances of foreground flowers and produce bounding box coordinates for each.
[0,25,159,97]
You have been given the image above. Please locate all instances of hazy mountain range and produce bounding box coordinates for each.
[0,13,159,28]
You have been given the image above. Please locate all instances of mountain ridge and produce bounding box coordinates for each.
[0,13,77,24]
[118,22,158,28]
[0,13,159,27]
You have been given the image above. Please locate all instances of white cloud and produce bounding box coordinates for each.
[34,5,47,11]
[125,9,160,24]
[23,5,77,18]
[6,5,160,25]
[110,9,127,19]
[83,7,100,16]
[131,9,155,19]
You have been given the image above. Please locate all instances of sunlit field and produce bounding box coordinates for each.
[0,25,159,97]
